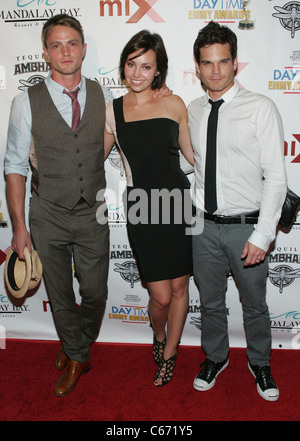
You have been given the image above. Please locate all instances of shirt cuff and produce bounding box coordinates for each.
[247,228,271,252]
[4,166,28,177]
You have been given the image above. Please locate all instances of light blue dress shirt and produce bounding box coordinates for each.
[4,74,113,177]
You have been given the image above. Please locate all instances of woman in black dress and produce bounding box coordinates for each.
[105,30,195,386]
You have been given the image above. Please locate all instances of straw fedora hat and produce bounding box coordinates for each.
[4,247,43,298]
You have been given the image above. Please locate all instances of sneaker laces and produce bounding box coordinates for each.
[256,366,277,390]
[197,359,218,381]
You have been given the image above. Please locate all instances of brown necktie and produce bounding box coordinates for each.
[63,88,81,131]
[204,99,224,214]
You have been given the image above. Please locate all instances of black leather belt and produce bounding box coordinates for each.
[204,211,259,224]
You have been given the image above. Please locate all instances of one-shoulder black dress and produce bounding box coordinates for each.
[113,96,192,282]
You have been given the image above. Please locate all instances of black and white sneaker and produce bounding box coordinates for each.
[248,363,279,402]
[193,358,229,391]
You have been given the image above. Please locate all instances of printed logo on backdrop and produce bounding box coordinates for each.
[106,199,126,226]
[99,0,165,23]
[270,311,300,337]
[14,54,49,91]
[269,66,300,94]
[283,134,300,227]
[95,67,126,99]
[114,261,141,288]
[188,0,254,25]
[102,180,127,227]
[272,2,300,38]
[285,134,300,164]
[268,247,300,293]
[105,147,127,226]
[110,245,141,287]
[0,293,30,316]
[108,247,148,325]
[0,0,81,27]
[108,304,150,324]
[189,297,202,331]
[108,146,125,177]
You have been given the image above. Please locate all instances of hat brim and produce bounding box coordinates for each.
[4,247,42,298]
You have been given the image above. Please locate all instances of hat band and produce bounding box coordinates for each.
[6,251,22,292]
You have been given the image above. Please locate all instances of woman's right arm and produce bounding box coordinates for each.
[104,128,116,160]
[104,102,116,160]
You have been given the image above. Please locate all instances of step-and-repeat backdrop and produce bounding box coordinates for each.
[0,0,299,350]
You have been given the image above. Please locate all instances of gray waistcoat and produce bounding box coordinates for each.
[28,79,106,210]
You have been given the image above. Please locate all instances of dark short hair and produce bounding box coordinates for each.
[42,14,85,48]
[119,30,168,90]
[193,21,237,64]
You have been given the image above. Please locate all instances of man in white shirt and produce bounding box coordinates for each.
[188,21,287,401]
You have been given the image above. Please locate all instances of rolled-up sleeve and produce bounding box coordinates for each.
[4,92,32,177]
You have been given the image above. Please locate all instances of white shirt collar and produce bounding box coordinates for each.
[204,80,240,106]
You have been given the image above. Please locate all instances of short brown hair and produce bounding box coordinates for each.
[119,30,168,90]
[42,14,85,48]
[193,21,237,64]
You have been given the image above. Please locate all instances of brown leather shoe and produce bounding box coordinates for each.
[56,347,70,371]
[54,359,91,397]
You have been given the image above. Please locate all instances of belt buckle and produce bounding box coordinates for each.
[215,215,240,224]
[214,215,226,224]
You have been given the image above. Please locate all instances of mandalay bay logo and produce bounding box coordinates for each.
[1,0,81,27]
[270,311,300,345]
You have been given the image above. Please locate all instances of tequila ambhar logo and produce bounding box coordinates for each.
[14,53,49,91]
[268,265,300,293]
[18,74,45,91]
[268,249,300,293]
[114,260,141,288]
[272,2,300,38]
[108,145,125,177]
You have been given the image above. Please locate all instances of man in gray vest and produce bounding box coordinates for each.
[4,14,111,397]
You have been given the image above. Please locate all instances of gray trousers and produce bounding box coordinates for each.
[192,217,271,366]
[29,193,109,363]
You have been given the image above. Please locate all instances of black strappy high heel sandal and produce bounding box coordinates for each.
[153,334,167,365]
[153,353,177,387]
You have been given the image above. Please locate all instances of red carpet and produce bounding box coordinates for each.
[1,340,299,422]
